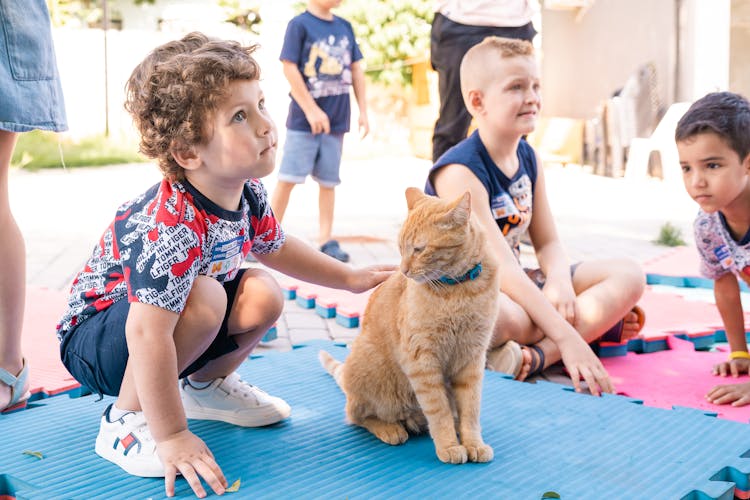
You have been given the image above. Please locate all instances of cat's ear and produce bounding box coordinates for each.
[405,187,424,210]
[442,191,472,227]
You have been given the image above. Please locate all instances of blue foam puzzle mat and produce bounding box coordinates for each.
[2,341,750,499]
[335,313,359,328]
[295,294,315,309]
[314,304,336,319]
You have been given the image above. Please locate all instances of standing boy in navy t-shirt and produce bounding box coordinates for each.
[271,0,369,263]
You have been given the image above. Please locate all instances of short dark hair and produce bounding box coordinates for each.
[675,91,750,161]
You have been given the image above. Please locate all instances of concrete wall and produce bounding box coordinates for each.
[50,1,296,140]
[540,0,677,120]
[730,0,750,98]
[676,0,730,101]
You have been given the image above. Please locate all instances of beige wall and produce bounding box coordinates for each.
[730,0,750,97]
[540,0,676,120]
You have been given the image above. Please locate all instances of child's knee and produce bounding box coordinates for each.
[184,276,228,330]
[239,269,284,322]
[618,259,647,297]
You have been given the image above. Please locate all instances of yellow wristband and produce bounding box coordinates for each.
[729,351,750,360]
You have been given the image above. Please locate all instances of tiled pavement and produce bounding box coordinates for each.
[10,152,698,355]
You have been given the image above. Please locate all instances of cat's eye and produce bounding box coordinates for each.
[413,245,425,254]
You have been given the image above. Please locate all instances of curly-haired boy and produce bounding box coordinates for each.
[56,32,391,498]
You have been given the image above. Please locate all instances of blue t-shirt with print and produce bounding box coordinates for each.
[425,131,538,259]
[280,11,363,133]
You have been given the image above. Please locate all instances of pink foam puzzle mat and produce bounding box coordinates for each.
[281,277,749,358]
[17,287,86,406]
[602,335,750,423]
[644,245,750,292]
[280,279,373,328]
[633,287,750,348]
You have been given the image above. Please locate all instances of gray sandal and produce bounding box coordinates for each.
[486,341,524,378]
[0,358,30,411]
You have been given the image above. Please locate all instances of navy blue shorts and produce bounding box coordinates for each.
[60,269,247,396]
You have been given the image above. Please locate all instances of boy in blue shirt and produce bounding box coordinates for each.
[271,0,369,263]
[56,33,391,498]
[427,36,648,395]
[676,91,750,407]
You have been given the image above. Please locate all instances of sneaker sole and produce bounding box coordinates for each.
[184,404,291,427]
[95,435,165,477]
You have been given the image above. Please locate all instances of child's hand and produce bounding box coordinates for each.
[542,278,578,325]
[157,429,227,498]
[712,358,750,377]
[706,381,750,406]
[347,264,396,293]
[305,106,330,134]
[358,113,369,139]
[556,334,614,396]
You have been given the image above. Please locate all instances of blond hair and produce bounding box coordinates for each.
[459,36,534,106]
[125,32,260,181]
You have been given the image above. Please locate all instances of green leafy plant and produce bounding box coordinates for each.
[339,0,433,87]
[293,0,433,87]
[11,130,145,170]
[654,222,686,247]
[219,0,262,33]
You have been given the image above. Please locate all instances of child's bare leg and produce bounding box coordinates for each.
[270,180,296,223]
[188,268,283,381]
[116,276,228,410]
[487,293,540,379]
[318,185,335,245]
[521,258,645,374]
[569,258,645,342]
[0,130,27,410]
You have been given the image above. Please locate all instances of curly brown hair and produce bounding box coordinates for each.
[125,32,261,181]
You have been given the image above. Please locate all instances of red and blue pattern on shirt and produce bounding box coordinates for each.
[56,178,284,340]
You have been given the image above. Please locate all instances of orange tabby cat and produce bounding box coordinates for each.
[319,187,499,464]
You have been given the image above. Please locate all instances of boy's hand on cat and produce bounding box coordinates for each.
[347,264,396,293]
[542,279,578,325]
[713,358,750,377]
[557,336,614,396]
[157,429,227,498]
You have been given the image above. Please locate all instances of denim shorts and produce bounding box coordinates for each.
[59,270,247,397]
[0,0,67,132]
[278,129,344,187]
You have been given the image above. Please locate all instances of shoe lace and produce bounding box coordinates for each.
[127,413,155,444]
[226,376,263,401]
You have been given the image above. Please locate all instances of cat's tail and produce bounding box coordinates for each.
[318,350,344,388]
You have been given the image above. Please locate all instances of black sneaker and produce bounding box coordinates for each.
[320,239,349,262]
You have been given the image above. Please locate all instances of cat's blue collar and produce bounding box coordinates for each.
[435,263,482,285]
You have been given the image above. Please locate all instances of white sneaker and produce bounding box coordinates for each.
[180,372,291,427]
[94,404,165,477]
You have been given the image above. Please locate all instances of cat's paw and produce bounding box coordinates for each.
[465,443,494,463]
[436,444,468,464]
[374,423,409,445]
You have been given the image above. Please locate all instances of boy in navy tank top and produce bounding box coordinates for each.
[426,37,646,395]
